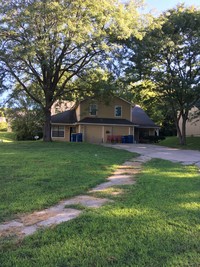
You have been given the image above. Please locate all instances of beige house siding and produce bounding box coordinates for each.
[112,126,132,136]
[185,120,200,136]
[179,107,200,136]
[80,125,133,143]
[84,125,103,143]
[76,105,81,122]
[79,97,131,121]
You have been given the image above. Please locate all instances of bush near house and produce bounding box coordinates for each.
[0,122,7,131]
[140,135,165,143]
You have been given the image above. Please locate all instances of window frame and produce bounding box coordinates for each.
[115,105,122,117]
[52,125,65,138]
[89,104,98,116]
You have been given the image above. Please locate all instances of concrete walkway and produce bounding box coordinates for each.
[0,156,149,239]
[105,144,200,167]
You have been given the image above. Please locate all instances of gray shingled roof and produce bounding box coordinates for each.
[51,110,77,124]
[79,117,135,125]
[132,105,159,128]
[51,104,158,128]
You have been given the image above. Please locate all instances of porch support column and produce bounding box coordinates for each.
[102,126,105,143]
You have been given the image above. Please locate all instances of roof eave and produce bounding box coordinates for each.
[78,122,135,126]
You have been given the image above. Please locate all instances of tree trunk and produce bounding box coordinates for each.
[43,108,52,142]
[175,115,187,146]
[181,115,187,145]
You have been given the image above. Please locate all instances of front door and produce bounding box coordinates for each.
[70,127,76,142]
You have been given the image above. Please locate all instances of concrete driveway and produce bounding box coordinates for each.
[106,144,200,167]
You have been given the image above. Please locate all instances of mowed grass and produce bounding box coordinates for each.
[159,136,200,150]
[1,159,200,267]
[0,140,134,222]
[0,131,16,142]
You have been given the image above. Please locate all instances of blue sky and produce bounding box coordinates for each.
[143,0,200,14]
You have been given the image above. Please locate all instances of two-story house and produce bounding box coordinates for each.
[51,96,159,143]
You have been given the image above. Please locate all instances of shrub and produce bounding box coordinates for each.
[0,122,7,131]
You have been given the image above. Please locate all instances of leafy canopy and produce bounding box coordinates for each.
[0,0,143,108]
[0,0,143,140]
[123,4,200,144]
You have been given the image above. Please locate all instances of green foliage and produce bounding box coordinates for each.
[124,5,200,144]
[6,92,44,140]
[0,159,199,266]
[0,108,5,117]
[62,68,116,102]
[10,111,43,140]
[0,122,7,131]
[0,0,143,141]
[117,79,164,125]
[0,141,133,222]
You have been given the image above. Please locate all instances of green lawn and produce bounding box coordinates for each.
[0,135,200,266]
[0,149,200,266]
[0,131,16,142]
[159,136,200,150]
[0,139,134,222]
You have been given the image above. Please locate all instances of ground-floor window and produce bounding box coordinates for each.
[52,125,65,137]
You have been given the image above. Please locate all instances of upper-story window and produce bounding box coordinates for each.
[89,104,97,116]
[115,106,122,117]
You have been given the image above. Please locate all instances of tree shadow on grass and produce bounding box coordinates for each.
[0,159,199,267]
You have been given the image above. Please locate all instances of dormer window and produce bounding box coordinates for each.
[115,106,122,117]
[89,104,97,116]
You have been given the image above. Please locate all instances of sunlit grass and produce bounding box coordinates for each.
[0,158,199,266]
[0,141,134,222]
[180,202,200,210]
[0,131,15,142]
[159,136,200,150]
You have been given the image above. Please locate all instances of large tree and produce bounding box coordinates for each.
[125,5,200,145]
[0,0,143,141]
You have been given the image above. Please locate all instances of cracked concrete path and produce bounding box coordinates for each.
[0,156,149,239]
[105,144,200,167]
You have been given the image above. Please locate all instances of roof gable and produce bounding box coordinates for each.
[51,109,77,124]
[132,105,158,127]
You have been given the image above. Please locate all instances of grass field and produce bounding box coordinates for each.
[0,158,199,266]
[159,136,200,150]
[0,137,134,222]
[0,131,16,142]
[0,133,200,266]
